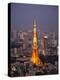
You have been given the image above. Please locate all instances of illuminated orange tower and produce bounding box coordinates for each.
[31,17,42,66]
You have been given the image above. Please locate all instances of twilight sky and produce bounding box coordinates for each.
[11,3,58,32]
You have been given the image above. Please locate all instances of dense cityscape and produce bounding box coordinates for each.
[8,3,58,77]
[9,29,58,77]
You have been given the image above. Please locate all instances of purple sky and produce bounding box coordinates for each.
[11,3,58,32]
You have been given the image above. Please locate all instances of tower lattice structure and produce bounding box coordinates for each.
[31,17,42,66]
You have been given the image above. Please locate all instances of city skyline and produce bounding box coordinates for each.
[11,3,58,32]
[9,3,58,76]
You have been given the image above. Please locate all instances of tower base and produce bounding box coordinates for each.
[31,49,43,66]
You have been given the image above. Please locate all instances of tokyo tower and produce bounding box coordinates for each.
[31,17,42,66]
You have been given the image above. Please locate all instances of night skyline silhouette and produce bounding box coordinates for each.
[11,3,58,32]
